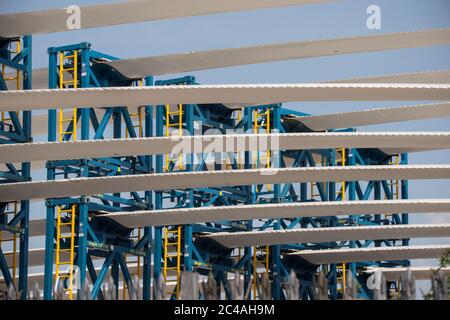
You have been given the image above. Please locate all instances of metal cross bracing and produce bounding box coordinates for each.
[1,2,443,301]
[151,78,288,299]
[122,227,143,300]
[282,146,409,300]
[11,41,413,300]
[263,113,411,299]
[0,202,19,291]
[152,77,273,300]
[147,76,412,300]
[0,36,32,299]
[43,42,153,300]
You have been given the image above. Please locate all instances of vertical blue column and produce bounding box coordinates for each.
[348,149,357,275]
[272,105,282,300]
[401,154,409,248]
[112,257,120,300]
[44,47,58,299]
[374,181,381,224]
[243,107,253,298]
[152,104,164,298]
[76,44,91,299]
[143,75,153,300]
[18,35,32,299]
[77,197,89,298]
[300,153,307,202]
[184,103,194,272]
[328,150,337,300]
[112,107,122,208]
[79,43,90,141]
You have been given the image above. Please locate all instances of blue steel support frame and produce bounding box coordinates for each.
[0,36,32,299]
[145,75,412,300]
[36,45,411,300]
[43,42,153,300]
[150,87,292,299]
[237,117,409,300]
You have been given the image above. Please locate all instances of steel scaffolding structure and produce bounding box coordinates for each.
[148,76,411,300]
[0,39,444,301]
[0,40,420,300]
[0,36,32,299]
[43,42,153,300]
[1,1,449,301]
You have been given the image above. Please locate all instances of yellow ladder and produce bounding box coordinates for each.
[253,109,271,192]
[336,148,346,201]
[165,104,184,172]
[126,107,144,138]
[55,205,77,300]
[0,202,19,287]
[58,51,78,142]
[336,263,347,294]
[252,245,269,298]
[1,40,20,125]
[163,226,182,299]
[335,149,347,297]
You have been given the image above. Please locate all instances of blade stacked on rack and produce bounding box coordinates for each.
[0,0,333,37]
[1,165,450,202]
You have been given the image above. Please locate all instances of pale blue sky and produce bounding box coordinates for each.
[1,0,449,296]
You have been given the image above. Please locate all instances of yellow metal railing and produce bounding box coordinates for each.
[165,104,184,172]
[337,263,347,294]
[163,226,182,299]
[253,109,271,192]
[55,205,77,300]
[58,51,78,142]
[252,245,269,298]
[0,202,19,287]
[336,148,346,201]
[331,148,346,297]
[126,107,144,138]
